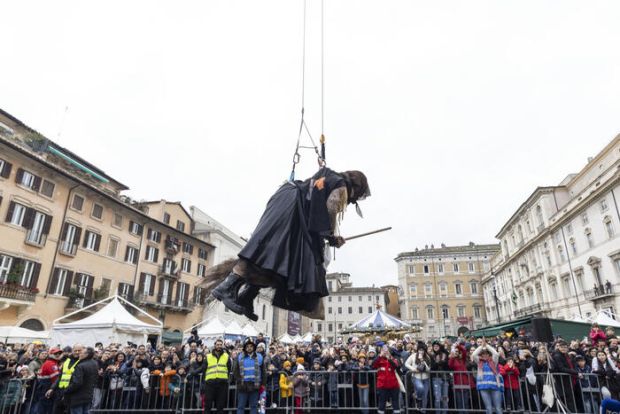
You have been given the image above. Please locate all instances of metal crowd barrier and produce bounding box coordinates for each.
[0,369,610,413]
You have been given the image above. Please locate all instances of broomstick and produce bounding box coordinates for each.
[344,227,392,241]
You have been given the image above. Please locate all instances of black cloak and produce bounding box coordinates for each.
[238,168,346,312]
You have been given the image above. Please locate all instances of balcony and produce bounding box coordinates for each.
[159,264,179,279]
[58,240,77,256]
[514,303,544,318]
[65,296,96,312]
[584,286,614,302]
[134,293,195,313]
[0,284,37,307]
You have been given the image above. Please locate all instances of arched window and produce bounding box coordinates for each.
[426,305,434,320]
[439,282,448,297]
[20,319,44,331]
[585,227,594,248]
[441,305,450,319]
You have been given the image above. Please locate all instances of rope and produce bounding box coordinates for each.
[320,0,326,162]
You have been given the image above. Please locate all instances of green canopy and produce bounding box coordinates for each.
[471,317,599,340]
[470,318,531,338]
[162,330,183,345]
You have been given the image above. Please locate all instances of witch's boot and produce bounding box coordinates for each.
[236,284,260,321]
[211,272,245,315]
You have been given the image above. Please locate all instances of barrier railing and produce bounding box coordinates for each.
[0,369,607,413]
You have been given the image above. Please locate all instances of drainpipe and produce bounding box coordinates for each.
[552,191,583,318]
[45,183,81,298]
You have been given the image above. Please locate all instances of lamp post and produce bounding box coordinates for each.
[492,270,501,323]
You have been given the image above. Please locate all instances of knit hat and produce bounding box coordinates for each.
[358,353,366,359]
[296,365,305,372]
[283,361,292,369]
[367,346,376,354]
[313,358,321,365]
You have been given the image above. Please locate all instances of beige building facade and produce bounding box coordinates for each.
[0,109,214,341]
[396,243,499,339]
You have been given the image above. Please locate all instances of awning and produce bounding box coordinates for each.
[470,318,531,337]
[162,330,183,344]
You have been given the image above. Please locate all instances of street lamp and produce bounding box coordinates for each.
[492,270,501,323]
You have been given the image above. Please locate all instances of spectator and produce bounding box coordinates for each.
[204,339,230,414]
[32,347,62,414]
[372,345,401,414]
[472,340,503,414]
[448,342,472,410]
[308,358,325,410]
[64,346,99,414]
[552,340,578,412]
[293,364,310,413]
[499,356,521,411]
[590,323,607,345]
[429,341,449,414]
[405,343,431,412]
[234,339,265,414]
[575,354,598,413]
[593,350,620,399]
[279,360,294,408]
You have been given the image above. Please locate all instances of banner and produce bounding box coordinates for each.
[287,311,301,336]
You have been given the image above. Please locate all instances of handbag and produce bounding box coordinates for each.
[109,376,124,391]
[396,374,406,393]
[526,366,536,386]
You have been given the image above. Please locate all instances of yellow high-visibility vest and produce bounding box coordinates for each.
[205,352,229,381]
[58,359,80,389]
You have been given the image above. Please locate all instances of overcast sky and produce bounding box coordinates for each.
[2,1,620,288]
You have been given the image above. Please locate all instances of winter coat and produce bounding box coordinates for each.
[293,372,310,398]
[405,353,430,380]
[448,345,472,387]
[372,356,400,390]
[151,370,178,397]
[279,371,293,398]
[64,359,99,407]
[499,364,520,390]
[590,329,607,345]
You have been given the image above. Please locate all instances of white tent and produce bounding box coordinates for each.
[226,320,244,335]
[0,326,49,344]
[300,332,314,343]
[596,311,620,328]
[278,333,295,344]
[51,296,162,346]
[197,318,227,337]
[242,324,259,338]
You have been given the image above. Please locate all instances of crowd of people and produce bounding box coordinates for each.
[1,323,619,414]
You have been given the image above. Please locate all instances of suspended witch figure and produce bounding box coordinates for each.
[203,168,370,321]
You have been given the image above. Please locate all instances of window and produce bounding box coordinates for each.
[368,306,372,313]
[457,306,465,317]
[83,231,101,252]
[439,282,448,297]
[91,203,103,220]
[554,232,562,244]
[176,282,188,307]
[182,258,192,273]
[117,282,132,299]
[601,199,609,212]
[163,212,171,224]
[423,265,429,274]
[328,323,333,332]
[409,284,417,297]
[0,159,9,178]
[585,228,595,248]
[376,295,380,302]
[16,169,40,190]
[367,295,371,301]
[125,246,138,265]
[407,265,415,274]
[424,283,432,298]
[40,180,55,197]
[147,229,161,243]
[536,205,544,226]
[453,263,459,273]
[140,273,155,296]
[0,255,12,283]
[468,262,475,273]
[159,279,171,304]
[7,202,27,226]
[183,242,194,254]
[411,307,419,319]
[348,307,352,314]
[197,263,206,277]
[71,194,84,211]
[562,276,571,298]
[348,296,352,302]
[176,220,185,232]
[615,259,620,277]
[328,297,332,302]
[338,296,342,302]
[566,223,573,235]
[145,246,159,263]
[129,221,143,236]
[582,213,589,225]
[442,306,449,319]
[194,287,204,305]
[338,323,343,330]
[328,281,333,291]
[198,248,208,260]
[358,295,362,301]
[114,213,123,228]
[100,278,111,297]
[569,238,577,255]
[50,268,71,295]
[328,307,332,314]
[358,306,363,313]
[317,323,322,331]
[470,281,479,295]
[605,217,615,239]
[557,245,566,262]
[26,211,49,245]
[107,238,119,258]
[455,283,463,296]
[438,263,444,273]
[427,306,434,320]
[549,280,558,300]
[474,306,481,319]
[60,223,81,255]
[76,273,94,298]
[337,307,342,314]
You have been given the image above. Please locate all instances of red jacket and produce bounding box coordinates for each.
[448,345,473,387]
[39,358,60,383]
[590,329,607,345]
[499,364,520,389]
[372,356,400,390]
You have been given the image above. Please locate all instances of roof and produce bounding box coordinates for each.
[345,309,411,332]
[495,186,560,238]
[0,108,129,190]
[0,134,215,249]
[338,287,386,294]
[396,243,500,260]
[137,200,193,222]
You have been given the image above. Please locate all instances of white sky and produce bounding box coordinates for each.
[2,1,620,288]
